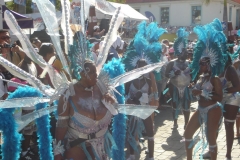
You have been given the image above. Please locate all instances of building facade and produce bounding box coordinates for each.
[126,0,240,31]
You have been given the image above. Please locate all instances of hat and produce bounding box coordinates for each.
[93,26,99,30]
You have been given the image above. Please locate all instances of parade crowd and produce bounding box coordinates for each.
[0,3,240,160]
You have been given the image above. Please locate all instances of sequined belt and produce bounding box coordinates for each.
[69,127,108,148]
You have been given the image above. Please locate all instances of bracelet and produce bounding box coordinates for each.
[53,139,65,156]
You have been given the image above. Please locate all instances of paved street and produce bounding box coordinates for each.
[126,102,240,160]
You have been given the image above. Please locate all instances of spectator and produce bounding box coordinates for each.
[93,25,105,39]
[0,29,25,66]
[0,65,8,100]
[168,47,175,60]
[31,37,42,49]
[162,39,169,46]
[108,36,125,59]
[234,40,239,53]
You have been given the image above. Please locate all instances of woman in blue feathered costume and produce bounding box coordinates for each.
[165,28,192,129]
[231,34,240,141]
[122,21,166,160]
[184,20,225,160]
[211,19,240,160]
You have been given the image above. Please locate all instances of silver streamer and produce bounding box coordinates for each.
[0,97,50,109]
[16,105,57,131]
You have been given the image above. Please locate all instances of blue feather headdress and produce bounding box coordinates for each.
[122,21,167,72]
[190,20,225,80]
[173,28,189,56]
[68,35,93,80]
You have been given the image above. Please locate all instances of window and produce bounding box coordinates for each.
[229,7,232,21]
[192,6,201,25]
[160,7,169,25]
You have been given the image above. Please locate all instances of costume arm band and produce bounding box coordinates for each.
[56,116,69,128]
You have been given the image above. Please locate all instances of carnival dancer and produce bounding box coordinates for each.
[220,55,240,160]
[165,28,192,129]
[184,22,225,160]
[202,19,240,160]
[231,31,240,141]
[123,21,166,160]
[0,1,164,159]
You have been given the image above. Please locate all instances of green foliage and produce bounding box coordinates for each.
[5,0,72,13]
[107,0,126,4]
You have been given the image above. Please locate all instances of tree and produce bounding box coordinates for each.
[205,0,228,36]
[107,0,126,4]
[5,0,64,13]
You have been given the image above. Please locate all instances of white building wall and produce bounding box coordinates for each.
[129,0,240,29]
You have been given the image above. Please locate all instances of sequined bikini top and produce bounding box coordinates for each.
[68,98,112,134]
[195,75,213,92]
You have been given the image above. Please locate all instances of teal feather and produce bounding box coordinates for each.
[173,28,189,55]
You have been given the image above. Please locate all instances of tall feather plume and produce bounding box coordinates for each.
[193,26,207,44]
[34,0,71,80]
[133,34,148,56]
[61,0,73,55]
[211,18,223,31]
[96,7,124,74]
[146,22,156,41]
[176,27,189,38]
[137,21,147,38]
[151,27,167,42]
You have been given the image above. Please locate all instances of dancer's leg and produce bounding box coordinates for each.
[207,106,222,160]
[223,104,239,159]
[184,110,200,160]
[143,116,154,158]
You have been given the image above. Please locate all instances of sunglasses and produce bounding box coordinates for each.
[0,36,10,40]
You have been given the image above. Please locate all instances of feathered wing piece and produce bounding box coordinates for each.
[96,7,124,74]
[0,97,50,109]
[4,10,67,89]
[61,0,73,55]
[110,62,165,88]
[0,56,55,96]
[33,0,71,79]
[190,21,225,80]
[16,105,57,132]
[173,28,189,56]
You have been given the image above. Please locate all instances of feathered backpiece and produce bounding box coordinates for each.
[122,21,167,71]
[68,35,93,80]
[190,20,225,80]
[173,28,189,56]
